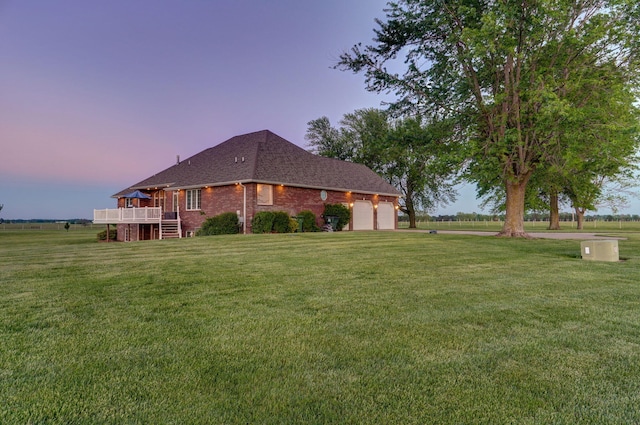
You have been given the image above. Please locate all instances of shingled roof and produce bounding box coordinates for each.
[115,130,400,197]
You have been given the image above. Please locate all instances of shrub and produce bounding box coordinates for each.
[323,203,351,231]
[272,211,293,233]
[252,211,275,234]
[252,211,295,233]
[297,210,320,232]
[289,217,299,233]
[197,212,240,236]
[97,229,117,241]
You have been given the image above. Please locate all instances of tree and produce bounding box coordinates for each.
[305,117,351,161]
[337,0,640,237]
[479,58,639,231]
[555,58,639,228]
[306,109,458,227]
[385,116,458,227]
[306,109,390,171]
[566,167,638,230]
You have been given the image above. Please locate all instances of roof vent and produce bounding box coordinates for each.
[176,155,180,165]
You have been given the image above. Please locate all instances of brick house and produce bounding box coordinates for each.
[94,130,400,241]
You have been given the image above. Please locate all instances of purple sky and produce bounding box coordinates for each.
[1,1,630,220]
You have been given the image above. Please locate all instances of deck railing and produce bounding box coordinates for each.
[93,207,163,224]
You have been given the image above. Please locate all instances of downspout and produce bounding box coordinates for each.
[238,182,247,234]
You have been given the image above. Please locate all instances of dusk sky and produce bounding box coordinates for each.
[0,1,633,220]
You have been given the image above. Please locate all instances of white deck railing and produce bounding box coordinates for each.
[93,207,163,224]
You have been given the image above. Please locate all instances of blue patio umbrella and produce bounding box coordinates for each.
[124,190,151,199]
[123,190,151,208]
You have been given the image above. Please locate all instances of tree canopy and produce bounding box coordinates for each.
[306,109,459,227]
[337,0,640,236]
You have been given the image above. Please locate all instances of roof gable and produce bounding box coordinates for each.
[116,130,400,196]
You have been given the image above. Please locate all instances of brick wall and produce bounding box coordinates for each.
[115,223,139,242]
[179,184,247,233]
[117,184,398,239]
[176,183,397,234]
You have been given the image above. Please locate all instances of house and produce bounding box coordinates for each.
[93,130,401,241]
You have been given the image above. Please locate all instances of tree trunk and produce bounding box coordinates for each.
[406,197,417,228]
[408,213,416,228]
[575,207,585,230]
[548,191,561,230]
[499,177,531,237]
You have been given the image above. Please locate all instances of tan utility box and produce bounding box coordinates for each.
[580,240,619,262]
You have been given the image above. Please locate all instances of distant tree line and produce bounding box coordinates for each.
[0,219,91,225]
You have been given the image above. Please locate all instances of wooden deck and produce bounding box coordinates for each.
[93,207,162,224]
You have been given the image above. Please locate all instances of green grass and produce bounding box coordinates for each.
[400,219,640,233]
[2,228,640,424]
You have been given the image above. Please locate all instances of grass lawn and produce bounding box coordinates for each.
[400,219,640,233]
[2,228,640,424]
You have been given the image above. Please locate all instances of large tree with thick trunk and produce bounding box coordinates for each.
[337,0,640,237]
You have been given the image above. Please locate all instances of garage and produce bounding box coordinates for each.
[352,200,374,230]
[377,202,395,230]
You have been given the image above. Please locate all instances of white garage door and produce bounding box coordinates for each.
[352,200,374,230]
[377,202,395,230]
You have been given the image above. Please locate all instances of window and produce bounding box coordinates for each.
[186,189,201,210]
[125,198,133,208]
[257,184,273,205]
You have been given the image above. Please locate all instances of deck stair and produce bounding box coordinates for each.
[161,220,182,239]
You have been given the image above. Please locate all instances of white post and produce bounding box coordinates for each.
[238,182,247,234]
